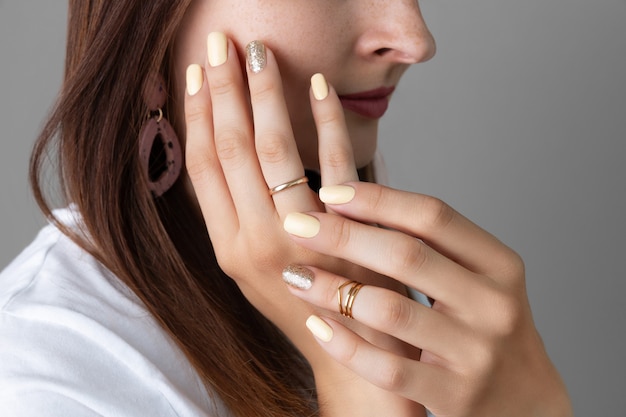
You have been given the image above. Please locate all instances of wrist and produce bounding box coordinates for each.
[311,361,425,417]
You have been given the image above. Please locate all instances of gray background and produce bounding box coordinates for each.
[1,1,625,415]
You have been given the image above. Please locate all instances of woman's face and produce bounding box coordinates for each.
[173,0,435,169]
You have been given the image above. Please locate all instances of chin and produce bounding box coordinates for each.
[292,111,379,171]
[345,112,379,169]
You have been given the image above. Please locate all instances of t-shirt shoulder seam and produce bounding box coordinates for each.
[1,228,65,311]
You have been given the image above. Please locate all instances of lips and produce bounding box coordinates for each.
[338,86,396,119]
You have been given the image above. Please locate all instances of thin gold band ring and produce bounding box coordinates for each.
[269,176,309,196]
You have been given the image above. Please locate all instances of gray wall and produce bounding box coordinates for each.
[2,1,625,415]
[1,2,66,258]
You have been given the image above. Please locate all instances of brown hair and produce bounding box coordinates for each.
[30,1,316,416]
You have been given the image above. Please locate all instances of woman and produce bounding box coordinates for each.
[0,1,571,416]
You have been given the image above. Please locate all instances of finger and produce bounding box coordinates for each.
[320,182,524,283]
[184,63,239,241]
[284,266,470,363]
[245,41,318,214]
[305,315,459,408]
[283,212,488,308]
[309,73,359,187]
[205,33,276,223]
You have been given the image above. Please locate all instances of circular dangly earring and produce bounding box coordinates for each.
[138,74,182,197]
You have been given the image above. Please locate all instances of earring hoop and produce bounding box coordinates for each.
[138,74,182,197]
[138,113,182,197]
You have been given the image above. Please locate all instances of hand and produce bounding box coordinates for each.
[283,183,573,416]
[184,33,423,416]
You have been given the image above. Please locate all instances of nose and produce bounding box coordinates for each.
[354,0,436,65]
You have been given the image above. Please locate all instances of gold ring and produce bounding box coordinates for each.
[269,175,309,196]
[337,280,364,319]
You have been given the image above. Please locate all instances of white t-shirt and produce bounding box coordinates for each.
[0,208,230,416]
[1,204,435,417]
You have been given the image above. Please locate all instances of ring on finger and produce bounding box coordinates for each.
[269,175,309,196]
[338,280,364,319]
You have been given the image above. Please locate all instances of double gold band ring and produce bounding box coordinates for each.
[338,280,364,319]
[269,175,309,196]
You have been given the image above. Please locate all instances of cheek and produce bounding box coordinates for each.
[262,47,314,130]
[269,42,379,169]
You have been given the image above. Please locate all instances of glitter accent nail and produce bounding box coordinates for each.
[246,40,266,74]
[282,265,314,290]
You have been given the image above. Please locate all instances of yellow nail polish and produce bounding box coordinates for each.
[283,213,320,238]
[306,315,333,342]
[186,64,203,96]
[319,185,355,205]
[207,32,227,67]
[311,73,329,101]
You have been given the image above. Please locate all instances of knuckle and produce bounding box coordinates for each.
[184,124,216,183]
[214,128,248,165]
[364,185,389,213]
[464,339,496,380]
[336,337,360,365]
[376,357,407,392]
[380,296,413,333]
[487,246,526,284]
[419,195,456,231]
[256,131,291,164]
[479,285,525,337]
[184,102,210,125]
[389,237,426,276]
[322,144,353,169]
[316,107,344,128]
[208,74,237,97]
[329,217,353,252]
[250,79,281,104]
[213,247,237,277]
[502,250,526,282]
[492,292,524,336]
[185,151,213,183]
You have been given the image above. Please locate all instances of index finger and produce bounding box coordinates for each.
[283,211,485,308]
[321,182,524,284]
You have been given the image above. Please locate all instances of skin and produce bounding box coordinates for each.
[173,0,435,169]
[175,0,572,415]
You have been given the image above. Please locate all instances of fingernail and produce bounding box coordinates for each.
[186,64,203,96]
[246,40,266,74]
[207,32,228,67]
[282,265,314,290]
[319,185,355,204]
[311,73,329,100]
[283,213,320,238]
[306,315,333,342]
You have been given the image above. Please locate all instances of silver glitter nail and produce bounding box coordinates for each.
[282,265,314,290]
[246,40,266,74]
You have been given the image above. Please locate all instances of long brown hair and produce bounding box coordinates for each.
[30,1,316,416]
